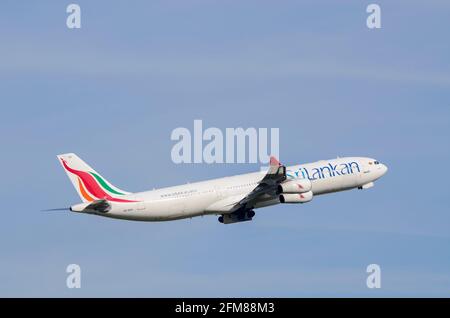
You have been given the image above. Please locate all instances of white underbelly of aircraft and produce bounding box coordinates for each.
[311,173,360,195]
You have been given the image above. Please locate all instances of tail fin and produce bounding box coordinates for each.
[57,153,132,203]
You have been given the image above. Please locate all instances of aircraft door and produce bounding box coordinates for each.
[134,198,146,212]
[214,185,224,200]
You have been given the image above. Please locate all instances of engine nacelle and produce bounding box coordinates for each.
[279,191,313,204]
[278,179,312,194]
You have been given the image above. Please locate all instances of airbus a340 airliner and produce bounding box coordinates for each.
[56,153,387,224]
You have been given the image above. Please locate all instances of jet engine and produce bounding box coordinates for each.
[279,191,313,204]
[277,179,312,194]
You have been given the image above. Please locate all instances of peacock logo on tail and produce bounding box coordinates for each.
[60,158,138,203]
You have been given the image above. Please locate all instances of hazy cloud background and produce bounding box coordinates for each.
[0,0,449,296]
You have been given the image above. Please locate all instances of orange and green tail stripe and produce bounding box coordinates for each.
[61,158,137,203]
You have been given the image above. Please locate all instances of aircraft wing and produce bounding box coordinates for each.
[236,156,286,210]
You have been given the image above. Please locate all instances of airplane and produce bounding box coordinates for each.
[55,153,388,224]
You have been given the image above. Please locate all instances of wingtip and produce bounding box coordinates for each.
[270,156,281,166]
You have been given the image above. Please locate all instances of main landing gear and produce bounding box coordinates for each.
[218,210,255,224]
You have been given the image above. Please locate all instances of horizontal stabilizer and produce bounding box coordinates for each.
[71,199,111,213]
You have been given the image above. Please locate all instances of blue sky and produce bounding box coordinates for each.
[0,0,449,296]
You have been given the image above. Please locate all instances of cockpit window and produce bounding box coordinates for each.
[374,161,380,165]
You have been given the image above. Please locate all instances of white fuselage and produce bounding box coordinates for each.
[71,157,387,221]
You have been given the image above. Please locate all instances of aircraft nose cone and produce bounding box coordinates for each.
[381,164,388,176]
